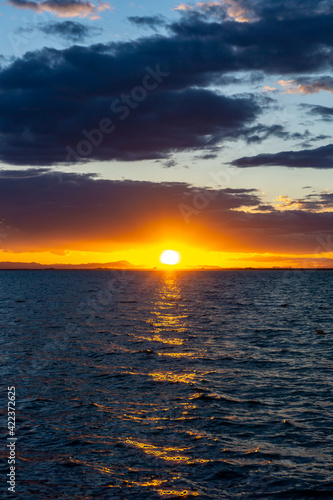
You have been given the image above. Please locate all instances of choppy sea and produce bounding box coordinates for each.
[1,270,333,499]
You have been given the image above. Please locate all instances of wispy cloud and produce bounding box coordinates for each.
[173,0,255,22]
[7,0,112,19]
[18,20,103,41]
[232,144,333,170]
[128,15,166,30]
[173,3,194,12]
[278,77,333,94]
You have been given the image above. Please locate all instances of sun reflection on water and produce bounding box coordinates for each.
[125,438,209,465]
[148,371,197,384]
[148,272,189,336]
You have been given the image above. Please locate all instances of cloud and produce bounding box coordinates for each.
[0,167,50,178]
[128,15,166,31]
[1,1,333,165]
[19,21,103,42]
[307,191,333,210]
[162,159,177,168]
[167,11,333,76]
[0,170,260,251]
[218,123,316,145]
[305,104,333,121]
[173,4,194,12]
[273,191,333,212]
[173,0,256,22]
[232,144,333,169]
[257,0,332,19]
[199,0,254,22]
[262,86,277,93]
[0,75,263,164]
[0,169,331,255]
[7,0,112,19]
[278,77,333,94]
[243,124,291,144]
[173,0,332,23]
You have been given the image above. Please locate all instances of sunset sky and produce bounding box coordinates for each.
[0,0,332,268]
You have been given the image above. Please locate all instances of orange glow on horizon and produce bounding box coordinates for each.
[0,245,332,269]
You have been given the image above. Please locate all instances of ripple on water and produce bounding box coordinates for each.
[1,270,333,499]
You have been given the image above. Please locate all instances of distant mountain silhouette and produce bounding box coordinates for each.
[0,260,139,270]
[0,262,326,271]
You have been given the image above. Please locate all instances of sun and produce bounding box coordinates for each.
[159,249,181,266]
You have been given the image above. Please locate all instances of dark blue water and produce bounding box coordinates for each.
[1,270,333,499]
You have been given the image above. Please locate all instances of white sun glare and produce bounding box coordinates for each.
[159,250,181,265]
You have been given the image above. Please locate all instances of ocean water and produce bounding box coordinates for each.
[1,269,333,499]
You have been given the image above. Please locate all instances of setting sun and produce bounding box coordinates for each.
[159,250,181,266]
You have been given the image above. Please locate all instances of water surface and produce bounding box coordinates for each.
[1,270,333,499]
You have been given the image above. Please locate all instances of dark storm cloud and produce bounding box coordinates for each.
[0,0,333,165]
[128,15,166,31]
[0,167,50,177]
[0,86,262,165]
[232,144,333,169]
[0,170,260,251]
[0,170,331,254]
[176,0,333,22]
[168,13,333,74]
[254,0,332,19]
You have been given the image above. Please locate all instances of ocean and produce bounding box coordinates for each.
[1,270,333,499]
